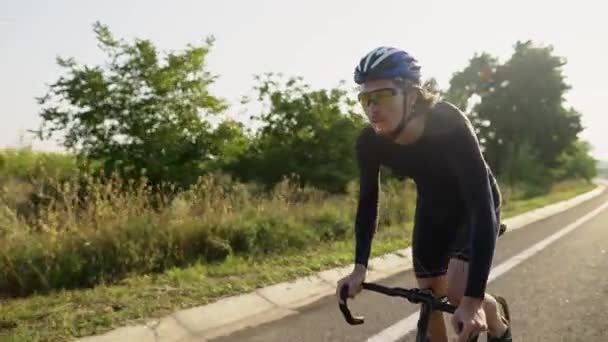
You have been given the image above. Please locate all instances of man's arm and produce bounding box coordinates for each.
[354,128,381,268]
[447,114,499,300]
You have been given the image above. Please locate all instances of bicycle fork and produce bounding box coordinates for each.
[415,300,432,342]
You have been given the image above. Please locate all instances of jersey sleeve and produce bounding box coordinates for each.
[445,110,499,299]
[354,127,381,267]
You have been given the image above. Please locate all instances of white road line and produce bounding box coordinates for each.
[367,200,608,342]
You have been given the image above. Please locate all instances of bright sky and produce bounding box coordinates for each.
[1,0,607,159]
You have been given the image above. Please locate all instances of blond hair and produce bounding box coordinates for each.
[394,79,439,118]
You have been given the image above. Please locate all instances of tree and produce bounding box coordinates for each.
[35,22,227,188]
[552,140,597,181]
[445,52,499,111]
[206,119,252,174]
[446,41,584,175]
[500,142,549,197]
[234,74,366,193]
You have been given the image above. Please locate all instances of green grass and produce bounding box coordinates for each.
[500,179,596,218]
[0,148,80,181]
[0,229,408,341]
[0,179,596,341]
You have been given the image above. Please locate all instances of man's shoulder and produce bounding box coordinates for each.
[426,100,471,137]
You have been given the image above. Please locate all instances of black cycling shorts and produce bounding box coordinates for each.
[412,202,501,279]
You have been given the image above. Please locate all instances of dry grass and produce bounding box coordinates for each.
[0,168,416,298]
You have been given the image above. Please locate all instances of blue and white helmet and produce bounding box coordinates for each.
[354,46,421,85]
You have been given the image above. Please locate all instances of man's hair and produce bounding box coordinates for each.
[392,78,439,115]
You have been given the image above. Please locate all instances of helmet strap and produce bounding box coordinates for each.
[388,89,416,141]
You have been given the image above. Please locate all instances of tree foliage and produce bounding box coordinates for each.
[35,23,596,193]
[232,74,366,192]
[446,41,585,182]
[37,22,226,187]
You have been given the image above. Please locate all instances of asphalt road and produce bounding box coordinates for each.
[210,188,608,342]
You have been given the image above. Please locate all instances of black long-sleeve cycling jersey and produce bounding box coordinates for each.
[354,101,501,299]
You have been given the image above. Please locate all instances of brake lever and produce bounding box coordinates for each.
[338,285,364,325]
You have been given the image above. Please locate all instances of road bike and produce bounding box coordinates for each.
[339,223,509,341]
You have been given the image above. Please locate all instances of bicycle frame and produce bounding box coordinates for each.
[339,282,479,342]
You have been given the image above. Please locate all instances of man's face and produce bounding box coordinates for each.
[358,79,405,135]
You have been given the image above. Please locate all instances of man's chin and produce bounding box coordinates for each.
[372,124,394,136]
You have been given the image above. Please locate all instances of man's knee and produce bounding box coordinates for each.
[416,275,448,297]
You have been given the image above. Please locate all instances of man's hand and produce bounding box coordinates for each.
[335,264,367,304]
[451,297,487,342]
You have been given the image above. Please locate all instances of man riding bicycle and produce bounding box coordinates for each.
[336,47,512,342]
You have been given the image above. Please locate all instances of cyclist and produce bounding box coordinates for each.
[336,46,512,342]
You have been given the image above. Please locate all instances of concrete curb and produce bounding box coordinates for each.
[77,181,606,342]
